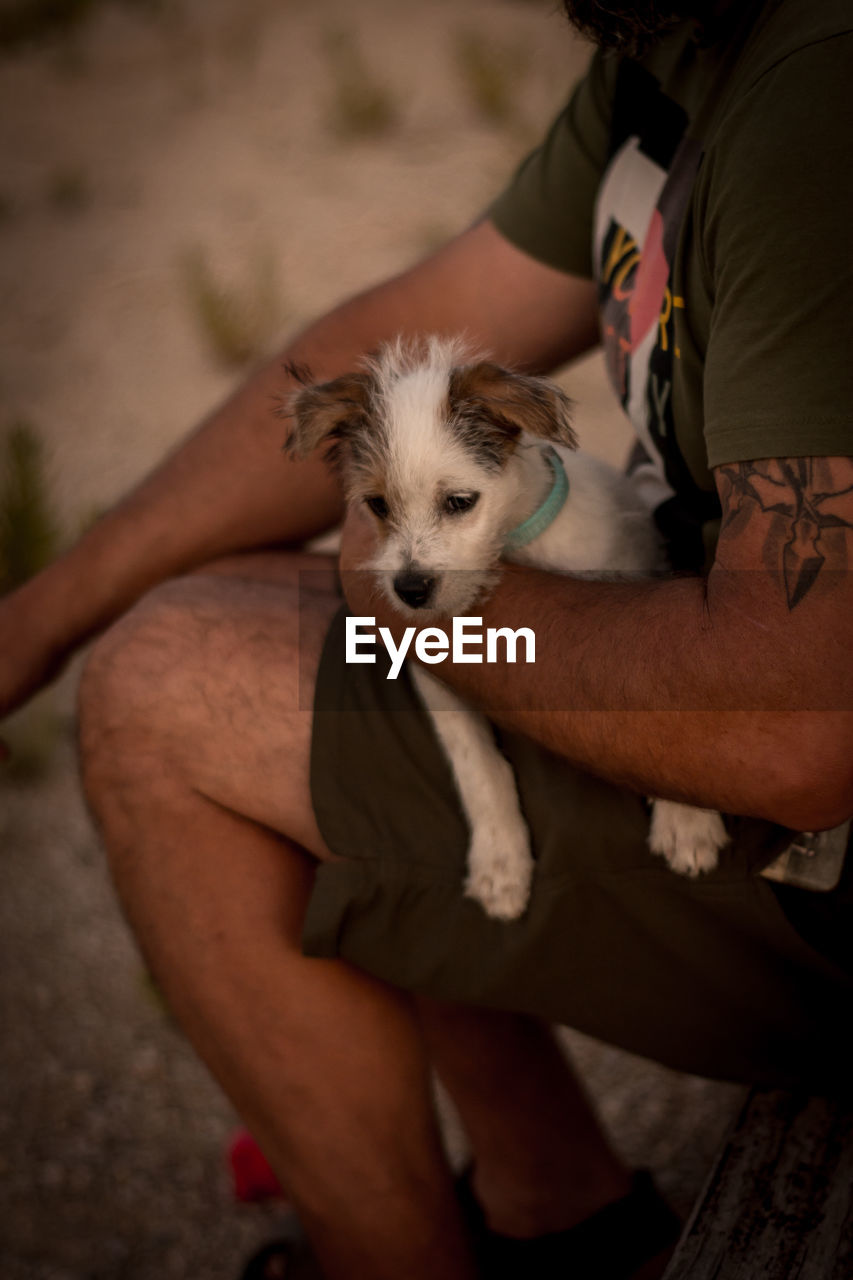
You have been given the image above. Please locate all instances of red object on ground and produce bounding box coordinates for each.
[227,1129,287,1203]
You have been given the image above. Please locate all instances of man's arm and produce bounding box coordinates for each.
[0,220,599,721]
[340,455,853,832]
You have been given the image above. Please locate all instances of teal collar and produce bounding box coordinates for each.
[503,446,569,551]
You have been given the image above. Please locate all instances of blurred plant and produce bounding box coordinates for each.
[45,165,92,214]
[323,28,398,140]
[454,29,530,127]
[181,244,283,368]
[0,422,62,781]
[0,0,97,50]
[0,421,59,595]
[0,0,166,52]
[139,967,173,1018]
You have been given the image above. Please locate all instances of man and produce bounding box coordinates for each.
[2,1,852,1277]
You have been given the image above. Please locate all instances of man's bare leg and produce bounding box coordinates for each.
[78,553,633,1277]
[417,1001,632,1236]
[78,561,476,1280]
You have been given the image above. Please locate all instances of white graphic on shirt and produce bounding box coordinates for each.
[594,136,675,515]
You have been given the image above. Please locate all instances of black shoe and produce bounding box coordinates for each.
[240,1216,323,1280]
[456,1167,682,1279]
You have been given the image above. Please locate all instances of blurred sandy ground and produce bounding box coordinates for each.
[0,0,632,532]
[0,2,741,1277]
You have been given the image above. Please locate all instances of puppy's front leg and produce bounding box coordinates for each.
[410,665,533,921]
[648,799,729,876]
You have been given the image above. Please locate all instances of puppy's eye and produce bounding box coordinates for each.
[444,492,479,515]
[365,495,389,520]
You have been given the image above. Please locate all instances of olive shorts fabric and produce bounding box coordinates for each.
[304,607,853,1089]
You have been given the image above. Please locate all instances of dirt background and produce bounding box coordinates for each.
[1,2,743,1277]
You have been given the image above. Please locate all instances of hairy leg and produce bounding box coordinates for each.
[78,555,475,1280]
[417,1000,632,1236]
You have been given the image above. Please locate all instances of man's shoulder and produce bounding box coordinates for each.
[633,0,852,104]
[696,0,853,190]
[733,0,853,96]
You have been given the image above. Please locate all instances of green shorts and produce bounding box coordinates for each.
[305,606,853,1089]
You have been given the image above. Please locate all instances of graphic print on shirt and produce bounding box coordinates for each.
[594,63,718,568]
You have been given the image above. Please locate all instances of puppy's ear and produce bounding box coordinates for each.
[281,372,374,460]
[449,363,576,465]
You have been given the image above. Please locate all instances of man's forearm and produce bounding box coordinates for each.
[344,559,853,831]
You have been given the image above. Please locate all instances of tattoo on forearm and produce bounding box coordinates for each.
[717,458,853,608]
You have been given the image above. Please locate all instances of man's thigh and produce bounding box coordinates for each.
[88,552,340,860]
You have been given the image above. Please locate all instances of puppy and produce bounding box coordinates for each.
[284,336,728,919]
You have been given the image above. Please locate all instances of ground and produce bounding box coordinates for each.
[0,2,742,1276]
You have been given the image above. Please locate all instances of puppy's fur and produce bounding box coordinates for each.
[285,336,728,919]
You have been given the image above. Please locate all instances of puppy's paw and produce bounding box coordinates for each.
[464,825,533,921]
[648,801,728,877]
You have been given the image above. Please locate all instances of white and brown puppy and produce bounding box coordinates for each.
[285,336,727,919]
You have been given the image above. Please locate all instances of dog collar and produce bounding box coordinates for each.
[503,446,569,551]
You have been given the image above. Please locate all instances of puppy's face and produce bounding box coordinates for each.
[284,339,575,615]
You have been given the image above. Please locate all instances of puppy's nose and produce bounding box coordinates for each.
[393,571,436,609]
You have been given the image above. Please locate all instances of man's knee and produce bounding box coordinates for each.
[79,580,201,773]
[78,573,307,789]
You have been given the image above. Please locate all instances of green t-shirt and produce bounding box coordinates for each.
[489,0,853,569]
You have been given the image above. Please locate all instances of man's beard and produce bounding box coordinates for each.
[561,1,711,55]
